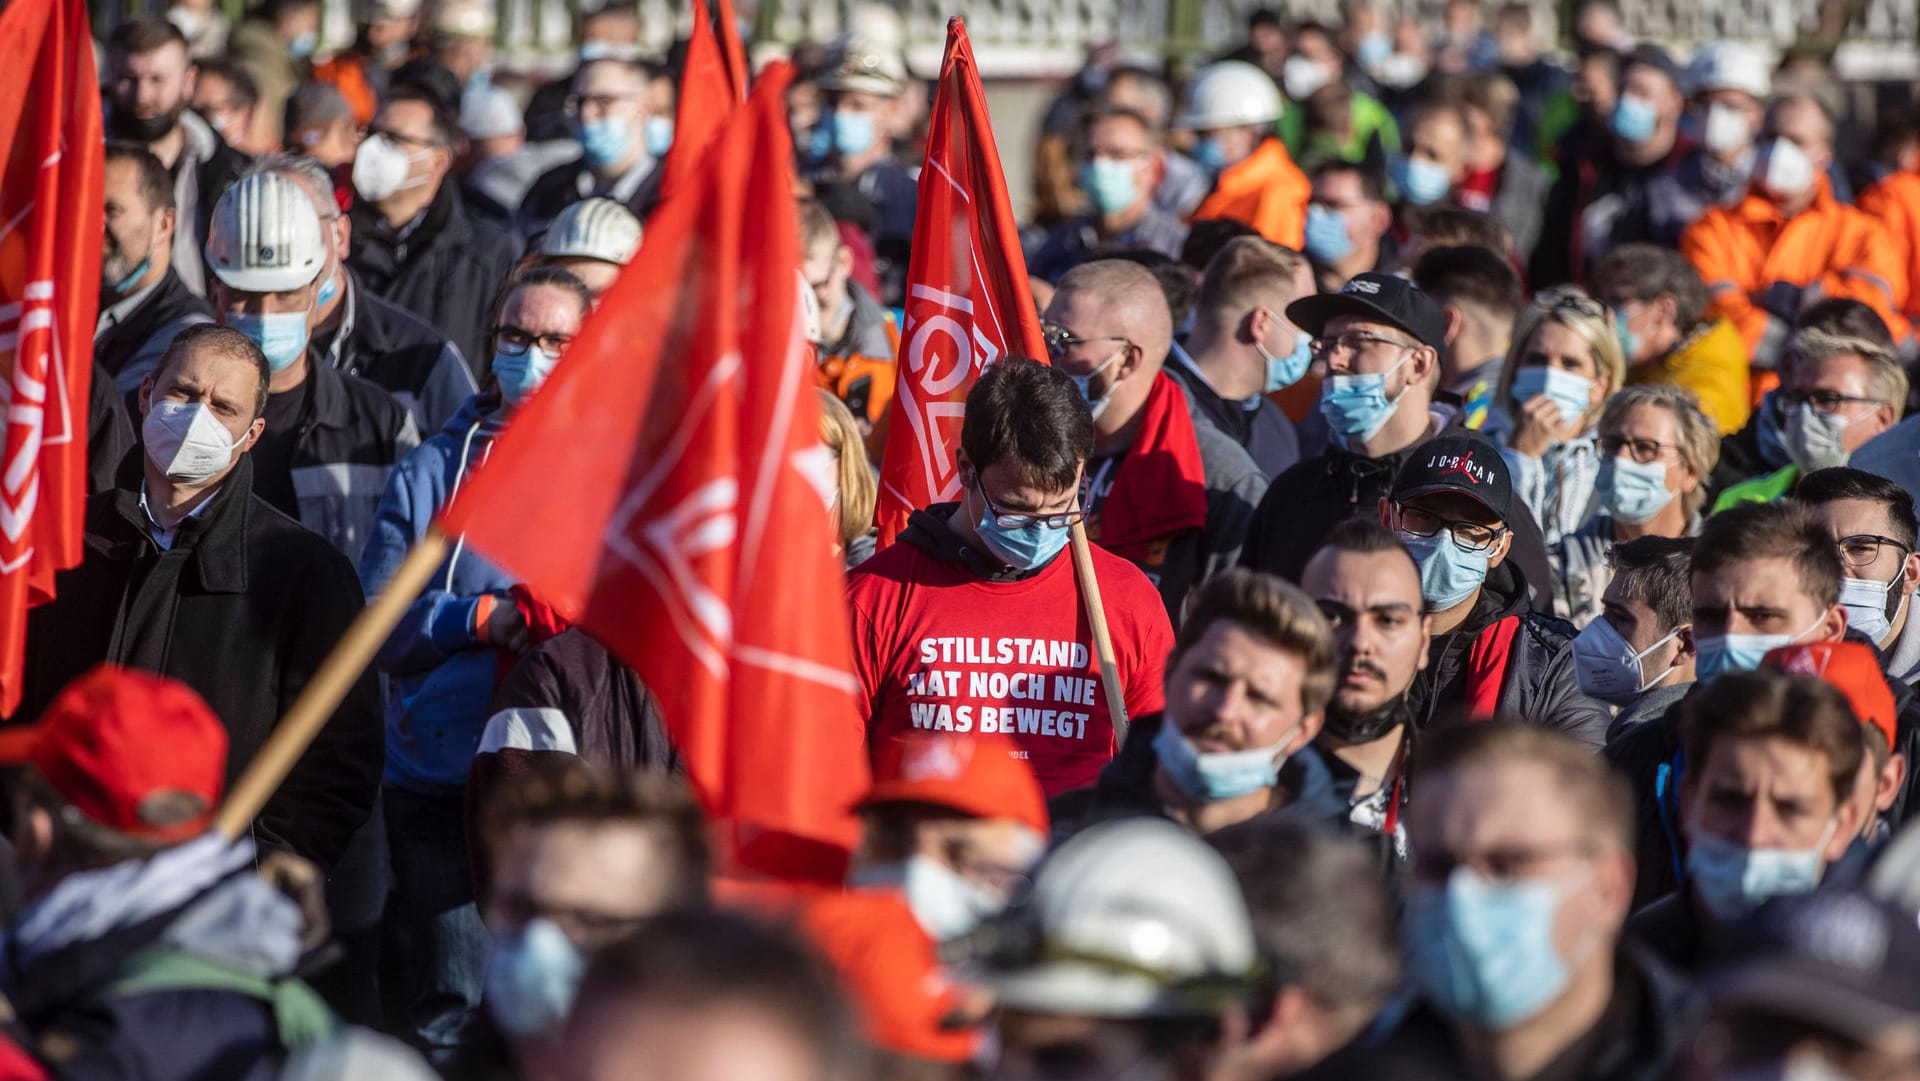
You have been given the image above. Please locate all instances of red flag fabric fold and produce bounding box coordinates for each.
[0,0,103,716]
[439,63,866,880]
[874,18,1048,546]
[659,0,736,201]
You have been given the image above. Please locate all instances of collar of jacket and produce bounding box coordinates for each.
[1735,174,1836,225]
[356,177,464,252]
[106,453,256,593]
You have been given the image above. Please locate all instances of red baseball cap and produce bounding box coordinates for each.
[860,732,1050,838]
[0,666,228,841]
[803,890,983,1063]
[1762,642,1899,752]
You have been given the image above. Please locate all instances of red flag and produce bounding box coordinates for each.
[659,0,739,201]
[874,18,1047,546]
[438,64,867,881]
[710,0,750,102]
[0,0,102,716]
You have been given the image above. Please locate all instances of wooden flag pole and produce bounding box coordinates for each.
[1068,521,1129,747]
[215,527,451,839]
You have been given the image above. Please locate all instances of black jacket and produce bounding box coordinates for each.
[517,154,662,240]
[312,269,479,433]
[1369,945,1697,1081]
[92,267,215,395]
[1413,560,1612,748]
[257,361,419,562]
[87,362,134,496]
[6,454,383,870]
[1048,711,1349,839]
[348,182,519,374]
[1164,356,1302,480]
[1238,411,1559,613]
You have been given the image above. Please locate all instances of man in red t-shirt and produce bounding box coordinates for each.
[848,356,1174,795]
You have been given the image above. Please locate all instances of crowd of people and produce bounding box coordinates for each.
[11,0,1920,1077]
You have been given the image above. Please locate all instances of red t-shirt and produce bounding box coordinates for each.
[847,537,1173,796]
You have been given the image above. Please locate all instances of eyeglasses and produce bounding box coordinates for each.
[1838,533,1912,568]
[1041,321,1131,360]
[976,476,1088,530]
[1533,287,1605,319]
[1597,434,1680,464]
[1394,503,1507,552]
[1779,387,1883,413]
[368,127,440,151]
[493,325,575,356]
[1409,840,1598,885]
[1310,331,1413,362]
[566,93,640,116]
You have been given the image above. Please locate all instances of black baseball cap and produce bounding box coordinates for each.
[1285,273,1447,352]
[1708,889,1920,1051]
[1389,434,1515,523]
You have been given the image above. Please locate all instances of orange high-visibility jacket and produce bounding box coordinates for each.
[312,54,379,127]
[1680,179,1910,358]
[1857,170,1920,324]
[1190,137,1310,250]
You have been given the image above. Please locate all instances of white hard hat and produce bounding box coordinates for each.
[537,198,642,264]
[282,1028,440,1081]
[1176,61,1283,131]
[818,34,908,96]
[432,0,496,40]
[967,817,1257,1019]
[366,0,422,21]
[460,84,522,141]
[1687,43,1772,100]
[205,172,326,294]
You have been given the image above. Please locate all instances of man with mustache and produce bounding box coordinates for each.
[1300,518,1430,859]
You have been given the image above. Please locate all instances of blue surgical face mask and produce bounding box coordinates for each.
[1693,614,1827,680]
[643,115,675,158]
[1839,574,1905,646]
[1402,530,1491,611]
[1755,392,1792,469]
[493,345,562,406]
[1068,344,1129,422]
[1405,866,1584,1030]
[1510,365,1593,429]
[315,270,340,310]
[288,29,318,59]
[227,309,310,373]
[1572,616,1683,705]
[1613,309,1643,363]
[105,255,151,297]
[1304,203,1354,263]
[829,109,878,157]
[1257,315,1312,392]
[1192,136,1228,176]
[1610,94,1658,145]
[577,116,632,168]
[1597,455,1675,525]
[1686,825,1835,922]
[485,918,585,1040]
[1153,719,1292,803]
[1320,347,1416,442]
[973,487,1072,571]
[1395,155,1452,206]
[1079,157,1141,215]
[1356,30,1393,70]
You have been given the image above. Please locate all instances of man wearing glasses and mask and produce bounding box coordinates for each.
[849,357,1175,798]
[1378,432,1610,746]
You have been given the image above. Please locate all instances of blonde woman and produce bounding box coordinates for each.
[1548,384,1721,628]
[819,390,878,568]
[1493,287,1628,546]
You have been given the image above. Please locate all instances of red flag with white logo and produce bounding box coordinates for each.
[0,0,102,716]
[659,0,746,202]
[874,18,1048,546]
[438,64,867,880]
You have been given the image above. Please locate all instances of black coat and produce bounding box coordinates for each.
[517,154,663,240]
[348,182,519,374]
[86,362,134,496]
[6,454,383,870]
[92,267,215,394]
[312,269,478,433]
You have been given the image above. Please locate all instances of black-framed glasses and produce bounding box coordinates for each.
[368,127,441,152]
[1838,533,1911,568]
[976,476,1088,530]
[1041,320,1130,360]
[1598,434,1681,464]
[1394,503,1507,552]
[493,325,575,356]
[1310,331,1412,362]
[1779,387,1883,413]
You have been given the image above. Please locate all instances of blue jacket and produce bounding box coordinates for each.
[360,392,516,793]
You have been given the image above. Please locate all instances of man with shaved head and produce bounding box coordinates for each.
[1043,259,1269,617]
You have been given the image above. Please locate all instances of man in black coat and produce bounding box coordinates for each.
[96,143,214,396]
[348,85,518,373]
[6,325,382,873]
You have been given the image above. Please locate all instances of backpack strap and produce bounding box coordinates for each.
[107,950,336,1050]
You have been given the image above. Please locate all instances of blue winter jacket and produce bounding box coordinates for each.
[359,392,516,793]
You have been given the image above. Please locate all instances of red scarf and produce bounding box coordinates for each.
[1090,374,1210,560]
